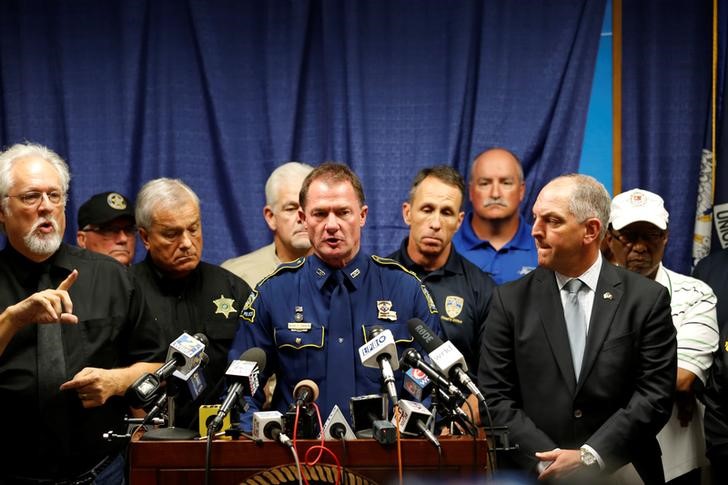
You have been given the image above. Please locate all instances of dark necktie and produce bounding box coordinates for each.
[326,270,356,416]
[36,270,68,403]
[563,278,586,380]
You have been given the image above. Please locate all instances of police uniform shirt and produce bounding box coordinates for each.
[388,237,495,378]
[230,250,442,423]
[0,243,158,479]
[131,256,251,429]
[452,212,538,285]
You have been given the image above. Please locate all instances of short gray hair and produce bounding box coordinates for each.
[561,173,611,239]
[0,142,71,233]
[264,162,314,208]
[135,178,199,230]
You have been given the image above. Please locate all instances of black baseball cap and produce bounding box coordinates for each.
[77,192,135,228]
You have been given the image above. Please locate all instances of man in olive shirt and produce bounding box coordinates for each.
[132,177,251,431]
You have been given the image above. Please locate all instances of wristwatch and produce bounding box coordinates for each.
[580,446,598,467]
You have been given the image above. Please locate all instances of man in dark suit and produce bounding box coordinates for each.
[479,174,677,483]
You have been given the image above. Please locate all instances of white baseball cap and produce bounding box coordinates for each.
[609,188,669,230]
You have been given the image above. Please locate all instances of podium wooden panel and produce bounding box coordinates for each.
[129,429,487,484]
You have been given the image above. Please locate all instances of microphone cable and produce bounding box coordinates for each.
[295,402,343,485]
[394,403,403,485]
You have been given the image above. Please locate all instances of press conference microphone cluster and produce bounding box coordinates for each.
[358,327,399,405]
[126,332,209,409]
[209,347,266,433]
[408,318,485,403]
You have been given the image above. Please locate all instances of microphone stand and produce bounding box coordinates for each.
[141,380,197,441]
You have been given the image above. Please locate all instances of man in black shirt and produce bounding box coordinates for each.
[0,142,159,482]
[131,177,252,432]
[387,166,495,420]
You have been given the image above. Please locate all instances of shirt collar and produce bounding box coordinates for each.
[309,250,369,291]
[460,211,533,250]
[2,242,72,289]
[555,253,603,292]
[394,237,461,277]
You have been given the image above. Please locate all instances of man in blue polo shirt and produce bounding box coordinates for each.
[452,148,537,284]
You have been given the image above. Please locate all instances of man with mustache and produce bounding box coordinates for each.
[387,166,495,417]
[230,163,442,426]
[605,188,719,484]
[223,162,314,288]
[131,178,252,431]
[452,148,538,284]
[0,142,159,483]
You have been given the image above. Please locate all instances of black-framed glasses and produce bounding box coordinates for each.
[5,190,66,207]
[609,228,665,245]
[82,225,138,238]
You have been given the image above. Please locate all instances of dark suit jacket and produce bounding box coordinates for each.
[479,262,676,484]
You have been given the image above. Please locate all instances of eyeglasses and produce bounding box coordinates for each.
[5,190,66,207]
[609,228,665,245]
[82,225,138,238]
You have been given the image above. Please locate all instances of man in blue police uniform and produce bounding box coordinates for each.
[230,162,442,424]
[452,148,537,284]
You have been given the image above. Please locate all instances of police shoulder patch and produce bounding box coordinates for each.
[371,255,422,282]
[241,290,258,323]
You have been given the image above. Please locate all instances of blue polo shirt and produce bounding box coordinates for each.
[452,212,538,285]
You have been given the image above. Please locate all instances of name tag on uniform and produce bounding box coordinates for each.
[288,322,312,332]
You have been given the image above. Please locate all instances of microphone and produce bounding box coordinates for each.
[403,367,433,402]
[320,405,357,440]
[408,318,484,403]
[293,379,320,406]
[125,332,209,409]
[209,348,266,433]
[156,332,209,381]
[358,327,399,405]
[400,348,466,400]
[283,379,320,439]
[349,394,395,444]
[252,411,293,447]
[396,399,440,449]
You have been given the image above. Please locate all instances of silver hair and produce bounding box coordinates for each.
[264,162,314,208]
[0,142,71,234]
[135,178,200,230]
[560,173,611,240]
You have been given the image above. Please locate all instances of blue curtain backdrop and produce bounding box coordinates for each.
[622,0,712,274]
[1,0,703,273]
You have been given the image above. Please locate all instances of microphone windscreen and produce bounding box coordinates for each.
[407,318,443,353]
[294,379,320,401]
[192,332,210,347]
[239,347,267,371]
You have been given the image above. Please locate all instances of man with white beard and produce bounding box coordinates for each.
[0,142,159,483]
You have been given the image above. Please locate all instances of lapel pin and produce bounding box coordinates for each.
[603,292,613,300]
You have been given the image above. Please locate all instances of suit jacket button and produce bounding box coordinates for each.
[574,409,583,418]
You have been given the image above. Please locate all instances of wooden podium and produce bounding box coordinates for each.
[129,429,488,484]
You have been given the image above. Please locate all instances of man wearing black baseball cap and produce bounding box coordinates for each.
[77,191,137,265]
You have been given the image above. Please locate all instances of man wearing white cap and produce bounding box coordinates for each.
[605,188,720,484]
